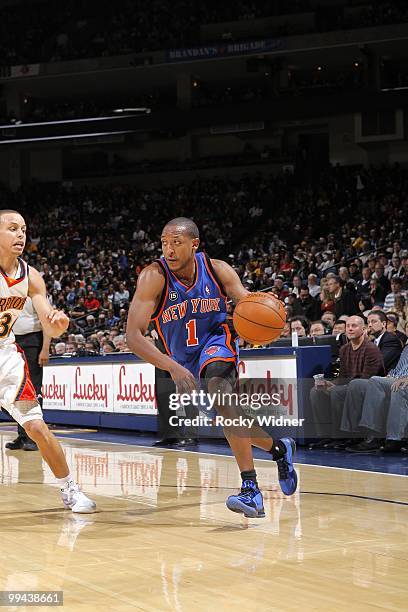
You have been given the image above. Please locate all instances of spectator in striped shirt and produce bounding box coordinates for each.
[307,274,321,298]
[373,264,391,295]
[384,277,407,312]
[386,255,405,280]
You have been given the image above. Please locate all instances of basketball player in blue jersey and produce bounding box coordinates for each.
[127,218,297,518]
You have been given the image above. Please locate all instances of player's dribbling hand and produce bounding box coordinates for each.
[47,309,69,336]
[169,362,197,395]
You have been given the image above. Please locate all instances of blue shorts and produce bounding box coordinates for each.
[183,324,238,379]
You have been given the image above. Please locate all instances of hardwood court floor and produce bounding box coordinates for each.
[0,432,407,612]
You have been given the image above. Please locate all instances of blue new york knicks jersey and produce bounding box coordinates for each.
[152,252,237,377]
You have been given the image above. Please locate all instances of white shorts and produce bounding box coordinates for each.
[0,343,43,426]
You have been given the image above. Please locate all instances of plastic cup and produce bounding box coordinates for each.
[313,374,325,388]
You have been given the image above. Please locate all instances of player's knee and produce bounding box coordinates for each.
[24,419,48,444]
[207,381,239,418]
[207,375,231,396]
[203,362,236,395]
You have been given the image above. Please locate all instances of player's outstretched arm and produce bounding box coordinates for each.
[211,259,250,303]
[126,265,196,392]
[28,267,69,337]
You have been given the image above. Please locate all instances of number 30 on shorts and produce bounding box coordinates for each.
[0,313,13,338]
[186,319,199,346]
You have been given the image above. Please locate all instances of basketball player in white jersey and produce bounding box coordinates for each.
[0,209,96,513]
[7,297,51,450]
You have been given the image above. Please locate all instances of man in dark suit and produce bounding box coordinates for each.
[326,276,359,318]
[356,267,372,297]
[367,310,402,373]
[386,313,407,347]
[374,263,391,295]
[292,285,320,321]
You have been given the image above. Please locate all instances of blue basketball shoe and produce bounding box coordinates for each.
[226,480,265,518]
[276,438,298,496]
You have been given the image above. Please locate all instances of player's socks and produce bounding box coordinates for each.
[226,480,265,518]
[56,472,75,488]
[273,437,298,496]
[269,439,286,460]
[240,470,258,486]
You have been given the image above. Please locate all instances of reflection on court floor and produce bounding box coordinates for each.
[1,437,302,529]
[0,433,406,612]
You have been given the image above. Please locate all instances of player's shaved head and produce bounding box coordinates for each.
[163,217,199,239]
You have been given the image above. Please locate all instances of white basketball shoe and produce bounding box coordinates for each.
[61,481,96,513]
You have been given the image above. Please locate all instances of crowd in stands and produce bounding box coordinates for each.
[2,174,262,356]
[0,1,407,66]
[1,161,407,452]
[308,310,408,455]
[0,162,405,361]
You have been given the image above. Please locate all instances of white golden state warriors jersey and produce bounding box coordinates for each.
[0,258,29,347]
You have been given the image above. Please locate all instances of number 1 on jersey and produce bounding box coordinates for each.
[186,319,199,346]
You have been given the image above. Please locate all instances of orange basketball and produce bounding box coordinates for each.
[233,292,286,345]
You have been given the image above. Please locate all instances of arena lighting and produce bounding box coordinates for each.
[0,130,134,144]
[112,107,151,114]
[0,113,150,129]
[380,86,408,92]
